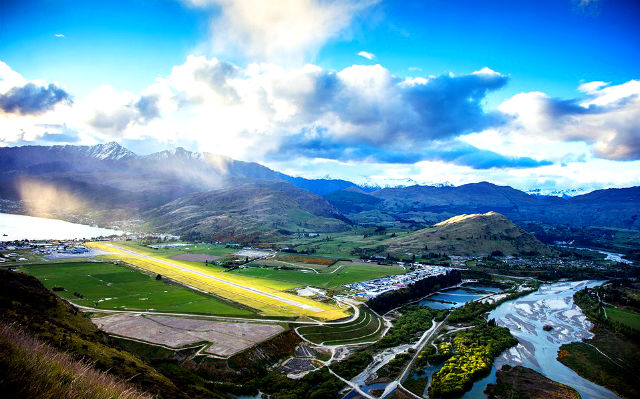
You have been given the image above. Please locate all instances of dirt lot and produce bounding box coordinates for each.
[235,249,272,258]
[93,314,284,357]
[278,358,317,374]
[169,253,221,262]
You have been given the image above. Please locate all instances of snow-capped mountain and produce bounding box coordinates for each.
[143,147,204,161]
[84,142,137,161]
[526,187,593,198]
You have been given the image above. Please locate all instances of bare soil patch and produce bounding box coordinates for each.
[93,314,284,357]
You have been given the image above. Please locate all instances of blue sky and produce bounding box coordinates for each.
[1,0,639,191]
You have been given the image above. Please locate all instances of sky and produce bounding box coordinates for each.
[1,0,639,192]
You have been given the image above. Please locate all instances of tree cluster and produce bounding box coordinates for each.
[367,270,462,314]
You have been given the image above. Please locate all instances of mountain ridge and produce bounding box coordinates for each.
[1,143,638,238]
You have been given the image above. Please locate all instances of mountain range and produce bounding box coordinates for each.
[1,142,639,240]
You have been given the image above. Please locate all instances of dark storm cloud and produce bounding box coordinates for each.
[269,130,550,169]
[294,69,508,145]
[259,68,534,169]
[0,83,72,115]
[400,72,509,140]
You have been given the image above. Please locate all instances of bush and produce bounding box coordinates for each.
[429,325,518,398]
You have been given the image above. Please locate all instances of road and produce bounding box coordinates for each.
[398,318,446,383]
[103,243,327,313]
[381,284,510,398]
[326,367,376,399]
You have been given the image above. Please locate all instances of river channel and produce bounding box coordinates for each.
[412,280,619,399]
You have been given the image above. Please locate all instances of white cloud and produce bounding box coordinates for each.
[357,51,375,60]
[0,62,77,145]
[0,61,27,92]
[578,80,608,94]
[54,33,65,38]
[187,0,378,64]
[497,80,640,160]
[3,55,640,191]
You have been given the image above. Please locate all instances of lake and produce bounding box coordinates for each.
[0,212,123,241]
[419,287,489,309]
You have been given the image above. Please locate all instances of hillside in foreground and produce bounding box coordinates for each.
[0,269,227,399]
[384,211,551,256]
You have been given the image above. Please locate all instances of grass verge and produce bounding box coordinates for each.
[0,321,152,399]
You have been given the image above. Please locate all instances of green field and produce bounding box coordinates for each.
[297,306,384,345]
[121,241,237,258]
[20,262,255,316]
[276,229,414,258]
[607,307,640,331]
[229,261,404,289]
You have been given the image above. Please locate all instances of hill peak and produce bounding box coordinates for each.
[385,211,550,256]
[435,211,503,227]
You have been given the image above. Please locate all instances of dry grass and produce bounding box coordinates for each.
[0,321,153,399]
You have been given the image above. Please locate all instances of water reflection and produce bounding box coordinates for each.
[0,212,123,241]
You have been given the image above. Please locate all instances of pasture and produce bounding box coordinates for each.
[19,262,254,316]
[607,307,640,331]
[123,241,236,258]
[276,229,414,259]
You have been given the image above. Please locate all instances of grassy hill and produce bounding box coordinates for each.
[145,181,351,242]
[0,321,152,399]
[384,211,551,256]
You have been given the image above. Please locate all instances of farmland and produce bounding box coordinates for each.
[230,261,404,290]
[607,307,640,331]
[122,241,237,258]
[273,228,415,258]
[19,261,254,316]
[86,241,350,320]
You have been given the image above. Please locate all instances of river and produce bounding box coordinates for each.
[460,280,619,399]
[403,281,619,399]
[0,212,123,241]
[558,245,632,264]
